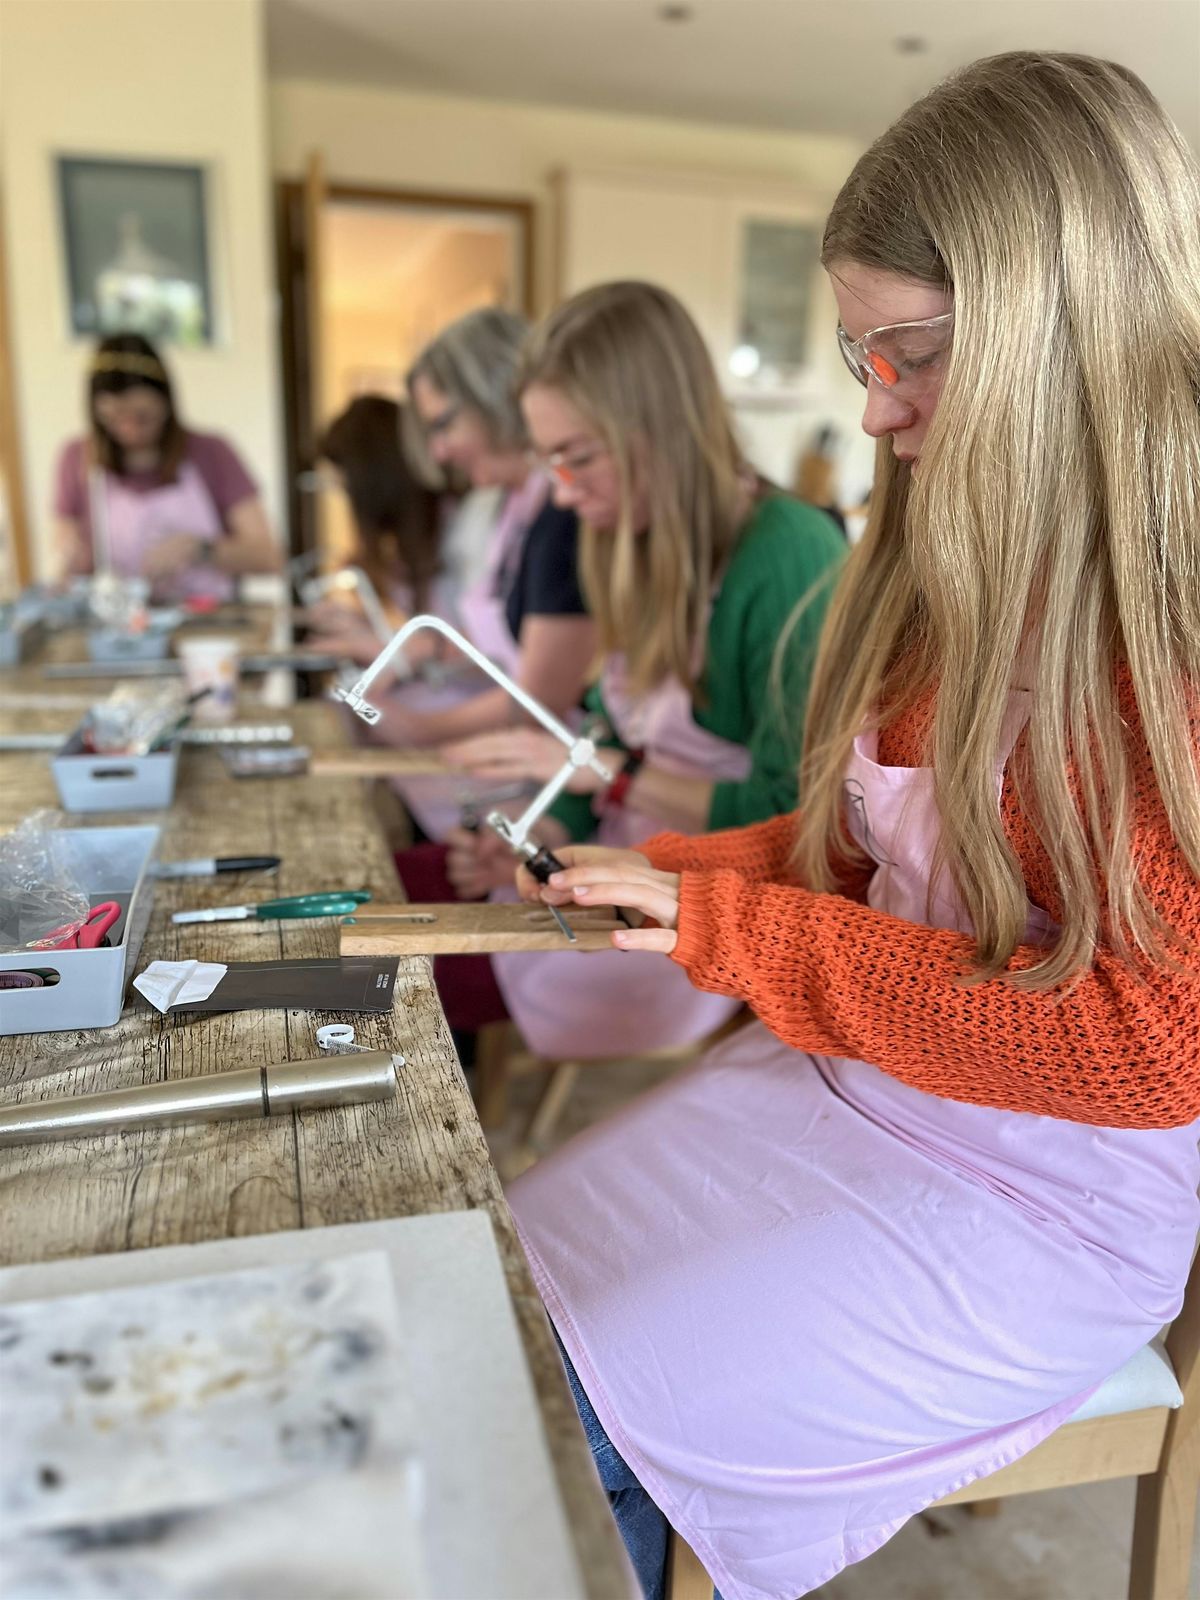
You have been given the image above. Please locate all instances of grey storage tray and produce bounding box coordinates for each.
[53,729,180,813]
[24,582,90,629]
[0,825,160,1034]
[0,613,45,667]
[87,627,173,662]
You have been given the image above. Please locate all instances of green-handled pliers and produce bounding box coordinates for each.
[172,891,372,926]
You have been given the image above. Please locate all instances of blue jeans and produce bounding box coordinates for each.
[553,1326,721,1600]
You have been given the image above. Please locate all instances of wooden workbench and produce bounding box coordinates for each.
[0,688,630,1598]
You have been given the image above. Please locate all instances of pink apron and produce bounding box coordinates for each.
[511,693,1200,1600]
[385,475,545,840]
[97,462,233,604]
[492,654,750,1059]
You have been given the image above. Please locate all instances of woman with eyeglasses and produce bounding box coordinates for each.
[348,308,596,852]
[441,280,845,1062]
[504,55,1200,1600]
[54,332,280,601]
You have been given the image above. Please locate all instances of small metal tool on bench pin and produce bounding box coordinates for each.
[337,615,618,945]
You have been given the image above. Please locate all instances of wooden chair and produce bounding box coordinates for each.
[668,1243,1200,1600]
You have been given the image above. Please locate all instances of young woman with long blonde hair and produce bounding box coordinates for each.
[507,54,1200,1600]
[443,280,844,1059]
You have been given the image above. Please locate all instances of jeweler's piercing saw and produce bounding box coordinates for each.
[335,614,617,943]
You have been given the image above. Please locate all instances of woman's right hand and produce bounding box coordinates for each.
[300,598,361,634]
[516,844,652,904]
[305,620,387,667]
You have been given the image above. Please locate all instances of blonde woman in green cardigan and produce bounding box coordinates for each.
[440,281,844,1059]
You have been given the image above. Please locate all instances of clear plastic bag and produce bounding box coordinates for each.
[0,811,91,952]
[85,683,188,756]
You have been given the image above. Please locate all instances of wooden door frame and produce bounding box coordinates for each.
[0,184,33,588]
[275,179,536,563]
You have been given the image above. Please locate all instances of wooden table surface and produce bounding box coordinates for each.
[0,660,629,1596]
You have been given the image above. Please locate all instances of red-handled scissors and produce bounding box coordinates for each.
[30,902,123,951]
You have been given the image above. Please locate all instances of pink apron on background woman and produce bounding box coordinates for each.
[386,474,547,841]
[511,692,1200,1600]
[492,653,750,1059]
[96,462,233,604]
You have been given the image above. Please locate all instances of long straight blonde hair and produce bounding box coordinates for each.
[519,281,750,696]
[800,52,1200,988]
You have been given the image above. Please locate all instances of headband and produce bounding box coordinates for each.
[91,351,167,382]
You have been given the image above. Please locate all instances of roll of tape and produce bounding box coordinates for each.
[316,1023,356,1054]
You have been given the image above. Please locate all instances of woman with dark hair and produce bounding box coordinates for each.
[316,395,442,617]
[306,394,500,675]
[53,332,280,601]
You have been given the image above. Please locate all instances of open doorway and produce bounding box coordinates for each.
[276,178,533,565]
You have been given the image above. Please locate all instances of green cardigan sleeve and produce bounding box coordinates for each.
[546,497,845,842]
[703,498,845,830]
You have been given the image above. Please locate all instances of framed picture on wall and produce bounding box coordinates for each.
[729,215,823,392]
[57,156,214,347]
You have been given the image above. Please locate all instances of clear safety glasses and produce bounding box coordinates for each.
[527,443,610,489]
[837,311,954,397]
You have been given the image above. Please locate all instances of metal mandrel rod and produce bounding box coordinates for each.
[0,1050,402,1147]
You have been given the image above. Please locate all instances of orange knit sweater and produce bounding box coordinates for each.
[641,682,1200,1130]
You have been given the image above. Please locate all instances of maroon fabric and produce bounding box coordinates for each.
[55,431,259,537]
[394,843,509,1032]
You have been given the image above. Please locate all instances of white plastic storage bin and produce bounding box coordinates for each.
[53,729,180,813]
[0,825,160,1034]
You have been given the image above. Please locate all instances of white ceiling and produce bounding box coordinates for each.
[265,0,1200,148]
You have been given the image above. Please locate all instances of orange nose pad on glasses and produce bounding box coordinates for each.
[867,352,900,387]
[552,466,577,488]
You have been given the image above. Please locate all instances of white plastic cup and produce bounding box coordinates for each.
[178,635,239,723]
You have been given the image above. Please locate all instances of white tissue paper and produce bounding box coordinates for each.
[133,958,227,1015]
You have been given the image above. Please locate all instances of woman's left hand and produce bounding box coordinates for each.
[445,825,516,899]
[544,858,681,955]
[442,729,615,793]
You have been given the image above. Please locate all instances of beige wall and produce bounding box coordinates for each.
[270,79,863,314]
[319,214,516,562]
[323,220,514,415]
[0,0,282,577]
[272,78,870,500]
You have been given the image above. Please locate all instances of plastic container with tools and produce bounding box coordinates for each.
[52,727,180,813]
[0,825,160,1034]
[86,599,183,663]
